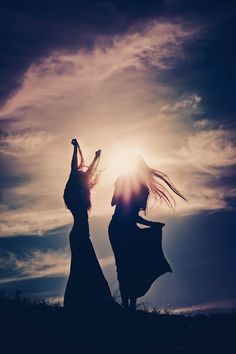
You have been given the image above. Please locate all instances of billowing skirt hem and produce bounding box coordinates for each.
[109,222,172,299]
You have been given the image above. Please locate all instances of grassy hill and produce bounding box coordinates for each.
[0,296,235,354]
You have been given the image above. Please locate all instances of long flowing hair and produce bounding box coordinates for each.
[85,166,100,191]
[112,156,186,211]
[136,157,187,210]
[64,164,100,212]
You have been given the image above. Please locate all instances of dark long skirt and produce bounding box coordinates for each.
[64,218,112,311]
[109,219,172,299]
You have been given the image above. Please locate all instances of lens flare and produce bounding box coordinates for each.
[109,147,139,177]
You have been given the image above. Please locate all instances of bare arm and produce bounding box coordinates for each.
[86,149,101,176]
[71,139,84,172]
[111,176,121,206]
[136,215,165,228]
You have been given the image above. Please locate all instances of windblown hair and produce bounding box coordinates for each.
[112,156,186,211]
[136,157,187,210]
[64,165,100,212]
[86,166,100,191]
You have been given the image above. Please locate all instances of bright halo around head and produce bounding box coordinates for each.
[108,145,143,179]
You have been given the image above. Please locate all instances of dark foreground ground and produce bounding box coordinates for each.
[0,296,235,354]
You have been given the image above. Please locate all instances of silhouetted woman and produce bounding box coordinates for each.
[109,157,186,310]
[64,139,111,312]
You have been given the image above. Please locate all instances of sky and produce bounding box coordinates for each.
[0,0,236,312]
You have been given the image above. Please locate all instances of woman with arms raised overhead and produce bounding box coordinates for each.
[109,156,186,311]
[64,139,112,313]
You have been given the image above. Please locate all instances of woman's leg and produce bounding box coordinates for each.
[130,297,137,311]
[121,293,129,310]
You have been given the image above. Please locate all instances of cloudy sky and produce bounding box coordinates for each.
[0,0,235,312]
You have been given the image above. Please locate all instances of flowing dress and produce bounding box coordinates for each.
[109,216,172,299]
[64,172,112,311]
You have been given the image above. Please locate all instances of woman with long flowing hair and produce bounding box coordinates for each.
[109,156,186,310]
[64,139,112,312]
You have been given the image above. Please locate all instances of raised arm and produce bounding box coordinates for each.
[136,215,165,228]
[86,149,101,176]
[71,138,85,172]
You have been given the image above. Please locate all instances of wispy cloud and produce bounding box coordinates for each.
[170,127,236,212]
[0,208,69,237]
[0,248,114,283]
[0,22,195,117]
[178,128,236,171]
[0,250,69,283]
[0,130,54,158]
[160,94,202,115]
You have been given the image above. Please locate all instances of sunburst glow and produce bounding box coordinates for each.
[107,145,145,179]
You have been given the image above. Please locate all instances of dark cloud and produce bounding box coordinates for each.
[0,225,70,287]
[0,154,30,205]
[155,13,236,124]
[0,225,69,254]
[0,0,235,112]
[204,165,236,209]
[0,138,31,206]
[208,167,236,189]
[0,125,54,208]
[0,0,140,103]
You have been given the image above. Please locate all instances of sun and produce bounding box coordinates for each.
[106,144,146,180]
[112,150,138,175]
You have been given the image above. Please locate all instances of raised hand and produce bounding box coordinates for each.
[71,138,79,147]
[95,149,101,158]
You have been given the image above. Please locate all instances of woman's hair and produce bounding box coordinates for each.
[136,156,186,210]
[86,166,100,191]
[64,164,100,212]
[112,156,186,211]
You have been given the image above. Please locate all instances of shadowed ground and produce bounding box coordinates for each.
[0,296,235,354]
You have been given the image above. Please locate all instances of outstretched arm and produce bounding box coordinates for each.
[136,215,165,228]
[86,149,101,176]
[71,139,84,172]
